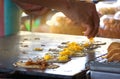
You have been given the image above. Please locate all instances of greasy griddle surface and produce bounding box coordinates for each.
[0,31,119,77]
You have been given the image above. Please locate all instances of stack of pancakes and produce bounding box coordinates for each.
[106,42,120,62]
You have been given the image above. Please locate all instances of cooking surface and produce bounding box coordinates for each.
[0,31,119,78]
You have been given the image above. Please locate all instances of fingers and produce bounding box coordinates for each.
[92,5,100,37]
[88,14,99,38]
[84,4,100,38]
[83,15,95,38]
[84,24,93,38]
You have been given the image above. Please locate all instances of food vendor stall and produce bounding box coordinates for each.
[0,0,120,79]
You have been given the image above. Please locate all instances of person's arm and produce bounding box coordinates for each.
[13,0,68,12]
[13,0,100,38]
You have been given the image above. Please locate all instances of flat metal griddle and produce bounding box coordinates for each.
[0,31,118,78]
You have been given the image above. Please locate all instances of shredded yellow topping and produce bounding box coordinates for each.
[44,54,53,61]
[83,42,90,47]
[34,48,43,51]
[58,55,69,61]
[59,49,73,56]
[67,42,83,52]
[89,37,94,43]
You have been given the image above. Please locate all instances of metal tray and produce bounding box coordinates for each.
[86,54,120,73]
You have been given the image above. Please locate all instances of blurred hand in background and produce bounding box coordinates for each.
[13,0,99,38]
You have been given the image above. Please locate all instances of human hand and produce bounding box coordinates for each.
[13,0,99,38]
[62,1,100,38]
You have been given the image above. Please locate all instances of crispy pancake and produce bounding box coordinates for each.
[108,53,120,62]
[13,58,59,70]
[106,48,120,59]
[107,42,120,52]
[14,61,59,70]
